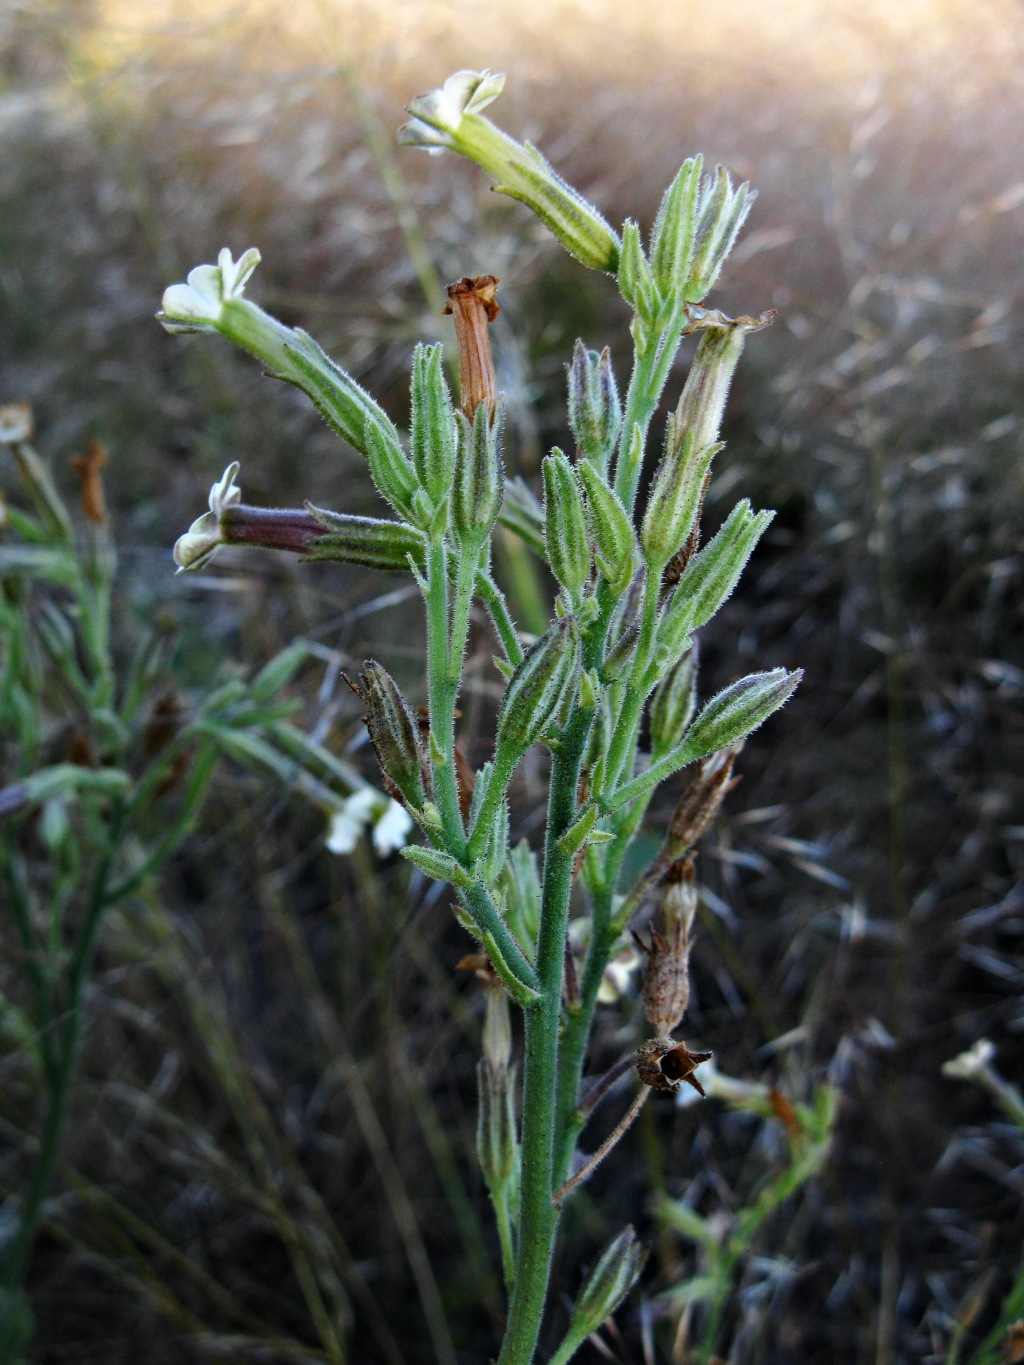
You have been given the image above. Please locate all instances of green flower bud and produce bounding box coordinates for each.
[577,458,636,594]
[684,669,801,758]
[304,506,427,572]
[357,661,427,809]
[650,156,703,298]
[640,430,720,571]
[649,646,698,759]
[496,616,580,759]
[401,843,473,888]
[410,342,457,504]
[687,166,755,301]
[567,341,622,473]
[453,402,505,547]
[499,475,546,556]
[399,70,620,274]
[570,1226,645,1337]
[617,219,657,322]
[655,501,773,662]
[543,449,591,604]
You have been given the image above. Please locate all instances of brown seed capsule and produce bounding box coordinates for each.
[636,1037,711,1096]
[638,858,698,1037]
[443,275,500,419]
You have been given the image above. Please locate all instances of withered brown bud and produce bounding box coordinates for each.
[69,438,108,525]
[351,662,428,811]
[666,749,738,855]
[443,275,500,419]
[636,1037,711,1096]
[638,858,697,1037]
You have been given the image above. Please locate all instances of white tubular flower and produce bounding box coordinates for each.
[398,69,505,153]
[172,461,242,572]
[159,247,262,334]
[372,799,413,855]
[942,1038,996,1081]
[325,788,378,855]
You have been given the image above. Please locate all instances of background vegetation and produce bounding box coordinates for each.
[1,0,1023,1360]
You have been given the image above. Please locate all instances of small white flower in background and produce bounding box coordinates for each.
[325,788,378,855]
[568,918,641,1003]
[0,402,33,444]
[172,460,243,573]
[159,247,262,334]
[942,1038,996,1081]
[398,69,505,153]
[325,790,411,858]
[372,799,413,856]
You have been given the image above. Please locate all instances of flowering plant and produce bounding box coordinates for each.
[161,70,801,1365]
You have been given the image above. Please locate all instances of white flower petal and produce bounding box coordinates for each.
[942,1038,996,1080]
[325,809,363,855]
[372,800,413,856]
[160,281,222,327]
[173,511,222,572]
[208,461,242,517]
[456,69,505,117]
[397,116,455,152]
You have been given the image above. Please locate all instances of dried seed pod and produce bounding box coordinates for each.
[638,858,697,1037]
[636,1037,711,1096]
[353,662,428,810]
[444,275,500,419]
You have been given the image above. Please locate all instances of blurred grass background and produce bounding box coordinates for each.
[2,0,1024,1360]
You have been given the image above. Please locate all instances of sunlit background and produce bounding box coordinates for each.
[2,0,1024,1361]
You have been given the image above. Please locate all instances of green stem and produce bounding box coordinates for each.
[425,538,464,852]
[0,839,58,1089]
[614,303,689,514]
[497,709,591,1365]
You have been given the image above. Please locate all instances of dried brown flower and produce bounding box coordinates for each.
[443,275,500,418]
[69,438,109,525]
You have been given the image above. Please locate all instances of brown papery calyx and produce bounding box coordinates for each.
[443,275,500,419]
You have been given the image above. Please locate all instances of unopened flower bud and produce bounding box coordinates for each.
[578,458,636,594]
[567,342,621,472]
[410,342,457,504]
[453,401,505,547]
[649,647,698,758]
[356,661,428,809]
[655,501,773,664]
[569,1227,645,1337]
[640,430,720,571]
[496,615,580,759]
[687,167,755,301]
[684,669,801,759]
[543,449,591,603]
[649,156,703,298]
